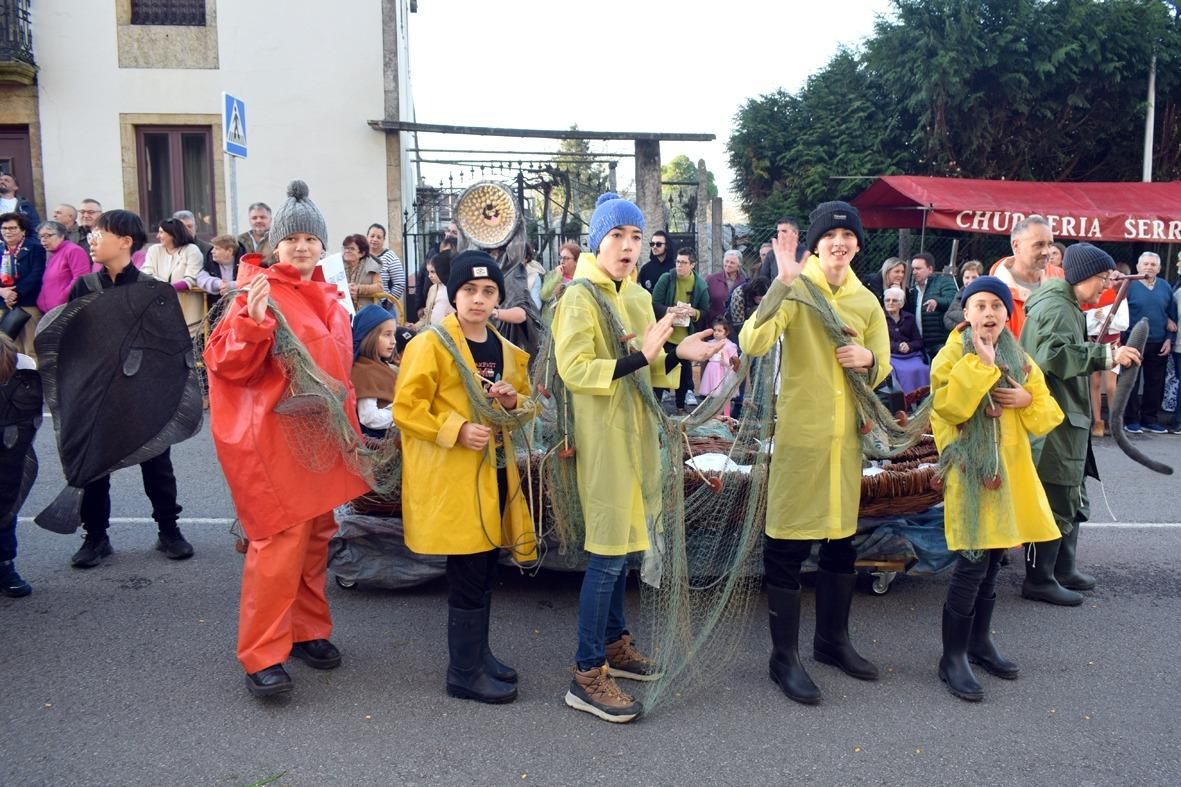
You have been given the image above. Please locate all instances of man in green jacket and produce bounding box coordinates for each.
[907,252,957,360]
[652,247,710,413]
[1019,244,1140,605]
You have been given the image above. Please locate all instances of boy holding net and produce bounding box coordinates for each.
[394,250,537,705]
[551,193,715,723]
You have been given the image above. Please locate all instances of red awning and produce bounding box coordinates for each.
[850,175,1181,243]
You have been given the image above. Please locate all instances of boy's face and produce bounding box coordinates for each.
[276,233,324,278]
[675,254,694,278]
[87,227,131,265]
[965,292,1007,342]
[596,225,643,282]
[818,228,858,272]
[454,278,500,324]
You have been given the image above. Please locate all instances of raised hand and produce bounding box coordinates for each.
[972,328,996,367]
[677,328,724,362]
[246,273,270,325]
[642,312,675,363]
[771,231,804,286]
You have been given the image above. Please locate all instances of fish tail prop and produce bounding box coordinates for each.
[35,485,86,534]
[1110,318,1174,476]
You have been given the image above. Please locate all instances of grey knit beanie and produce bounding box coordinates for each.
[269,180,328,248]
[1063,243,1114,285]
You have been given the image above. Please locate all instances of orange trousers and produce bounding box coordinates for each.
[237,512,337,674]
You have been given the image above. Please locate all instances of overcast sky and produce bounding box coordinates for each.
[406,0,895,214]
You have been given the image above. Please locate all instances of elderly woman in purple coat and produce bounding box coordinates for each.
[883,286,929,393]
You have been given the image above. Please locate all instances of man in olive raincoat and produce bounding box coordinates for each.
[1019,244,1140,606]
[739,201,890,705]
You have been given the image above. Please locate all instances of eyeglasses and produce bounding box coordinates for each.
[0,225,21,233]
[89,230,104,245]
[559,256,576,262]
[38,233,57,241]
[650,241,665,248]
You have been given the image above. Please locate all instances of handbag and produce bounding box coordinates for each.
[0,305,30,340]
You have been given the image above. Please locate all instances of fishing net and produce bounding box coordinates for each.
[199,271,937,716]
[933,327,1027,558]
[198,287,402,497]
[530,278,935,714]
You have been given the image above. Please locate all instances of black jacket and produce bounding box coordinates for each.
[67,261,151,301]
[638,254,674,294]
[2,242,45,307]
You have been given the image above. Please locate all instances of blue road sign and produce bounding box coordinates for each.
[222,92,247,158]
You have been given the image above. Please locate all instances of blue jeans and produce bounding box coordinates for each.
[574,554,629,670]
[0,515,16,562]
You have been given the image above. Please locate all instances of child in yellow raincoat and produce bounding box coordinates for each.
[740,201,891,706]
[929,276,1063,702]
[394,250,536,705]
[551,193,714,723]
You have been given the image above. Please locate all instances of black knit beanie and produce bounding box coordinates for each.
[804,201,866,254]
[1063,243,1115,285]
[448,249,505,307]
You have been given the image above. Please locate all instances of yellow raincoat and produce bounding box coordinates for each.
[739,257,891,540]
[393,314,538,562]
[552,254,676,556]
[930,327,1063,551]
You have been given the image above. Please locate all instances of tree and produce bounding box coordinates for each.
[550,126,607,233]
[728,0,1181,226]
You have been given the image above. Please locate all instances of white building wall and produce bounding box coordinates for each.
[33,0,393,243]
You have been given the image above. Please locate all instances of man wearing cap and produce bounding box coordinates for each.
[205,180,370,698]
[740,201,891,706]
[1019,244,1141,606]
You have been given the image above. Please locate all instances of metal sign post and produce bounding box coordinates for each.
[222,92,248,236]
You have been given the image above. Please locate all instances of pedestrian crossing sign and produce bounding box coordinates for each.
[222,92,248,158]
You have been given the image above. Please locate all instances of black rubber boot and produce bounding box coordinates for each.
[939,605,984,702]
[446,607,517,704]
[482,591,518,684]
[1054,526,1096,591]
[967,594,1019,679]
[766,583,821,705]
[813,569,879,680]
[1021,540,1083,606]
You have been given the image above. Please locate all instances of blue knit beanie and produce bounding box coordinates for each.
[352,304,394,359]
[960,275,1014,317]
[588,192,645,253]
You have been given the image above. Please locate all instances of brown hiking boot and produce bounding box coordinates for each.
[606,633,662,681]
[564,664,643,723]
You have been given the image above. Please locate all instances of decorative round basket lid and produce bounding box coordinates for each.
[455,181,519,249]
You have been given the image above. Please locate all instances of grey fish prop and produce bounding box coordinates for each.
[33,280,203,533]
[0,368,42,522]
[1110,317,1173,475]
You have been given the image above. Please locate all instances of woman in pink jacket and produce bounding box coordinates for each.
[35,221,94,313]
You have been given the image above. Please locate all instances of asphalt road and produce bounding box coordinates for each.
[3,421,1180,786]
